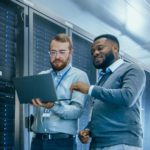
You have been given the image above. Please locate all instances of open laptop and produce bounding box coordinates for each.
[13,73,58,104]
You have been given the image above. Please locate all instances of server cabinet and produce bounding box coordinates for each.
[71,32,96,150]
[142,71,150,150]
[71,32,96,84]
[0,1,26,150]
[29,9,67,75]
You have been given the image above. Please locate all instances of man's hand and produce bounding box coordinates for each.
[78,129,90,144]
[32,98,54,109]
[70,81,90,94]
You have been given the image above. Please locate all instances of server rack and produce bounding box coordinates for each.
[32,14,66,74]
[71,32,96,84]
[0,1,24,149]
[28,9,67,76]
[142,71,150,150]
[71,31,95,150]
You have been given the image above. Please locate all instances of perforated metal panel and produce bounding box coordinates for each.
[33,14,66,74]
[72,33,95,150]
[0,2,18,149]
[72,33,96,84]
[0,3,17,81]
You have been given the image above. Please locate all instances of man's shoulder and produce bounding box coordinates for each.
[70,67,89,83]
[122,62,144,72]
[38,69,52,75]
[71,66,87,75]
[116,62,145,79]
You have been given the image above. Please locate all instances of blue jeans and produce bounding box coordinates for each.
[90,144,142,150]
[31,136,75,150]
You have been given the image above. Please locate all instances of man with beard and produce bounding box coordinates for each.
[30,33,89,150]
[70,34,146,150]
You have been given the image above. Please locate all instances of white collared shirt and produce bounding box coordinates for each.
[88,59,124,95]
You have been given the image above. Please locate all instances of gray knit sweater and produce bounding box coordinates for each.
[90,62,146,148]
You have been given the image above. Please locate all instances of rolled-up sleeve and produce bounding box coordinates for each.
[51,101,83,119]
[51,71,90,119]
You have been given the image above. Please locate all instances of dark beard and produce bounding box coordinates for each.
[51,62,67,71]
[50,58,69,71]
[93,51,115,70]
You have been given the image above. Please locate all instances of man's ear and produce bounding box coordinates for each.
[70,49,73,55]
[113,43,119,53]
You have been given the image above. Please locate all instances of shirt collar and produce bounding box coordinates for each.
[98,58,124,76]
[109,58,124,72]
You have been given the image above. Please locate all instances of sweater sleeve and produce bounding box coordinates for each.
[91,65,146,107]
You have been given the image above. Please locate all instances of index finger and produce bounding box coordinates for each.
[70,83,77,91]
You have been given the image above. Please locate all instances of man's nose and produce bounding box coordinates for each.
[93,49,100,56]
[55,52,61,58]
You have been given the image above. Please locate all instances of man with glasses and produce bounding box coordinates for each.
[71,34,146,150]
[31,33,89,150]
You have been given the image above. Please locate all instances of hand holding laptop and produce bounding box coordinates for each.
[32,98,54,109]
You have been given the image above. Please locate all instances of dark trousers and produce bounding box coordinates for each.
[31,136,75,150]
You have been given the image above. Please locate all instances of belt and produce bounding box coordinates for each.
[35,133,73,140]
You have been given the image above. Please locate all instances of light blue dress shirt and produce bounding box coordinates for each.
[31,63,89,135]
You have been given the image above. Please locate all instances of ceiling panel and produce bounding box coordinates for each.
[22,0,150,71]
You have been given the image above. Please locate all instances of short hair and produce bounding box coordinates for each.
[94,34,120,50]
[51,33,73,50]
